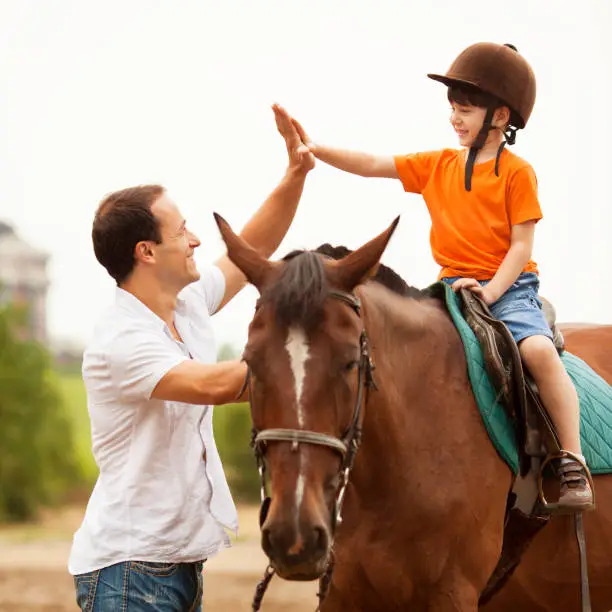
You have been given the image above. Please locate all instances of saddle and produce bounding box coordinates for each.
[455,289,593,609]
[458,288,564,476]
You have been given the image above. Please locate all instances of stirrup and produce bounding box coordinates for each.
[537,450,595,514]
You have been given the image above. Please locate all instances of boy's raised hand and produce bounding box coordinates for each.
[273,105,315,154]
[291,116,314,152]
[272,104,398,180]
[272,103,315,173]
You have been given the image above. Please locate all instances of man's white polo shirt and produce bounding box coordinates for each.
[68,265,239,575]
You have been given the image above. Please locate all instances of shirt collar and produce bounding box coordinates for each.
[115,288,188,329]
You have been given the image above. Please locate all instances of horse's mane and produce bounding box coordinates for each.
[314,243,423,300]
[261,243,423,329]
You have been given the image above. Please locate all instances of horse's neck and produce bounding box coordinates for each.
[351,285,474,497]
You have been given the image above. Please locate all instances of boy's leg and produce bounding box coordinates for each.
[519,335,581,453]
[487,273,593,511]
[519,335,593,509]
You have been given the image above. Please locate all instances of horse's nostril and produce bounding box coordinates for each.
[313,525,328,555]
[261,527,273,555]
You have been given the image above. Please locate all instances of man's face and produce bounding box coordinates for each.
[150,194,201,290]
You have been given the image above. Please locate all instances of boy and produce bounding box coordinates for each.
[280,42,593,511]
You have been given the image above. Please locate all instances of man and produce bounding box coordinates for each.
[69,105,315,611]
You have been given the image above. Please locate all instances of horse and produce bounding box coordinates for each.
[481,324,612,612]
[213,213,612,611]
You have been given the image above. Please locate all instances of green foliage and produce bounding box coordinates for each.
[217,342,241,362]
[0,304,83,521]
[57,375,98,486]
[213,402,260,503]
[0,296,258,519]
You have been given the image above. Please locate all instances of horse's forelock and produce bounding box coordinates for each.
[263,251,328,329]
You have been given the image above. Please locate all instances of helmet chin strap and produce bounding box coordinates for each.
[465,106,494,191]
[464,110,517,191]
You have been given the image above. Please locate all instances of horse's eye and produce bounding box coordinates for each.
[345,360,359,372]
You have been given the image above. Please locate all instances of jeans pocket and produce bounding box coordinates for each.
[189,563,204,612]
[529,295,543,310]
[128,561,200,611]
[129,561,181,577]
[74,571,100,612]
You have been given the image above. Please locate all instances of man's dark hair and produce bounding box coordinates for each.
[92,185,165,285]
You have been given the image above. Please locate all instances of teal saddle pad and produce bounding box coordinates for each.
[434,281,612,475]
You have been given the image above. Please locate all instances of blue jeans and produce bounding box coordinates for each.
[442,272,553,344]
[74,560,204,611]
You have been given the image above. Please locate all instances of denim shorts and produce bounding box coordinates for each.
[74,560,204,611]
[442,272,553,345]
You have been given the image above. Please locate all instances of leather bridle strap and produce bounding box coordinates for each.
[254,429,348,456]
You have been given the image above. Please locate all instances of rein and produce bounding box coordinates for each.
[248,289,377,611]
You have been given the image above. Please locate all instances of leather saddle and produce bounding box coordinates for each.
[457,289,570,606]
[458,288,563,476]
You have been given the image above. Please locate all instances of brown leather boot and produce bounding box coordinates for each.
[557,460,594,511]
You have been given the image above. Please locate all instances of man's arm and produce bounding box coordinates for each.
[213,104,315,311]
[151,359,248,405]
[105,327,249,406]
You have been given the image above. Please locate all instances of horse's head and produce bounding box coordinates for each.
[214,213,398,580]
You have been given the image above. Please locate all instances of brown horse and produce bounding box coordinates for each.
[214,214,612,611]
[216,214,514,611]
[482,325,612,612]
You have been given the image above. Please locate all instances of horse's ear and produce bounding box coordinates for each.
[329,217,400,291]
[213,213,276,291]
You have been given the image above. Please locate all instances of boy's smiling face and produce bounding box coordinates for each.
[449,102,487,148]
[449,101,510,149]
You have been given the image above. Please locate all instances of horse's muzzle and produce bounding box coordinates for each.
[261,518,331,580]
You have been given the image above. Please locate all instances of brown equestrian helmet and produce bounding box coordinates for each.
[427,42,536,129]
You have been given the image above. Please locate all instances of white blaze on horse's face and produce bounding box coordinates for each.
[285,327,310,428]
[285,326,311,516]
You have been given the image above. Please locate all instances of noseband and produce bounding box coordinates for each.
[249,289,377,611]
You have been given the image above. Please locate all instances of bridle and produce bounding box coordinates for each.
[248,289,377,611]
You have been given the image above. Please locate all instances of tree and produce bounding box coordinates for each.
[217,342,241,362]
[0,302,81,521]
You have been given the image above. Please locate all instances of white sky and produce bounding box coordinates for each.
[1,0,610,352]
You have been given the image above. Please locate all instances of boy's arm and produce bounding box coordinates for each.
[477,164,542,304]
[290,113,399,179]
[475,221,536,304]
[309,143,399,179]
[455,165,541,304]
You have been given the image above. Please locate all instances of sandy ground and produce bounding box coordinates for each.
[0,505,318,611]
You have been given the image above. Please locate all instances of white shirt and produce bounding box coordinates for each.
[68,265,239,575]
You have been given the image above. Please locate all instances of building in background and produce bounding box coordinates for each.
[0,220,49,344]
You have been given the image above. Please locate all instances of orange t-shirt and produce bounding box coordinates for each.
[393,148,543,280]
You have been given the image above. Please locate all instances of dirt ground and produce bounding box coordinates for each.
[0,505,318,611]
